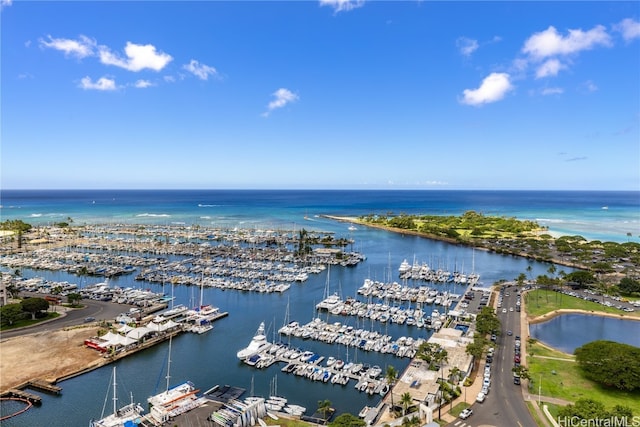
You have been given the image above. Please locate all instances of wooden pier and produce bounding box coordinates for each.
[3,388,42,404]
[26,379,62,394]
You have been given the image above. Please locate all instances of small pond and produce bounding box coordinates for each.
[529,313,640,353]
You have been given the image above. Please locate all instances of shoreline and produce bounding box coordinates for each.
[528,307,640,325]
[322,215,591,271]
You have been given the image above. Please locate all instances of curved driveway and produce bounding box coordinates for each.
[0,296,135,340]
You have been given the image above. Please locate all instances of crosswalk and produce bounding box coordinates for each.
[452,421,471,427]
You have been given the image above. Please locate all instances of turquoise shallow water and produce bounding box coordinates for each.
[0,190,638,426]
[2,189,639,243]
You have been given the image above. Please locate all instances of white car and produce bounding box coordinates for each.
[481,385,489,395]
[459,408,473,419]
[476,392,486,403]
[502,308,507,313]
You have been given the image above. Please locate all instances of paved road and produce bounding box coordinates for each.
[0,295,135,340]
[447,285,537,427]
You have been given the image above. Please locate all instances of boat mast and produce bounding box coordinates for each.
[165,336,172,392]
[112,366,118,416]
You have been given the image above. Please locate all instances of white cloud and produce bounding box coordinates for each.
[319,0,365,13]
[1,0,12,10]
[39,35,96,59]
[461,72,513,106]
[183,60,218,80]
[263,88,299,116]
[79,76,117,91]
[134,79,153,88]
[99,42,172,72]
[615,18,640,42]
[456,37,479,57]
[583,80,598,92]
[541,87,564,96]
[522,25,612,60]
[535,58,566,78]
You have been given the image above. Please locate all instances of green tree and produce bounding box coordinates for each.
[400,392,413,417]
[448,366,461,384]
[5,282,19,299]
[512,365,532,381]
[329,413,365,427]
[416,343,448,370]
[558,398,609,421]
[565,271,597,288]
[385,365,398,409]
[618,277,640,295]
[475,306,501,336]
[67,292,82,306]
[574,340,640,391]
[0,303,26,326]
[317,399,332,421]
[20,297,50,320]
[77,266,89,289]
[465,337,485,369]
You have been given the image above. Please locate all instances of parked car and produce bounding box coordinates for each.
[476,392,486,403]
[459,408,473,419]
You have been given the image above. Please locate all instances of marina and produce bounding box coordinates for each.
[2,189,630,427]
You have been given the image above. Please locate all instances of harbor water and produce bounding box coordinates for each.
[1,190,638,426]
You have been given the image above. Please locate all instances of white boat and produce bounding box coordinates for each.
[237,321,271,360]
[147,337,201,424]
[91,367,145,427]
[284,404,306,416]
[398,259,411,274]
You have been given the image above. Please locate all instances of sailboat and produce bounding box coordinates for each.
[185,273,218,334]
[147,336,201,424]
[90,366,144,427]
[315,265,341,311]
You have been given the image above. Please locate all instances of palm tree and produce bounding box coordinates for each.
[77,266,89,289]
[448,366,461,384]
[385,365,398,410]
[400,392,412,417]
[317,399,332,422]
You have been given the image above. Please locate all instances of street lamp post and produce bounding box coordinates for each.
[538,374,541,404]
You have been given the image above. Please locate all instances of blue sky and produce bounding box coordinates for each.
[2,1,639,190]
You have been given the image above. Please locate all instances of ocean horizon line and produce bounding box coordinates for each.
[2,188,639,193]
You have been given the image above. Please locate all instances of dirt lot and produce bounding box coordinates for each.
[0,326,104,392]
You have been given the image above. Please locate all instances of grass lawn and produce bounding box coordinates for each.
[525,289,640,318]
[526,401,547,427]
[0,312,60,331]
[526,341,640,413]
[265,417,313,427]
[448,401,471,417]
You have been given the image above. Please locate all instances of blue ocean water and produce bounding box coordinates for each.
[0,190,638,426]
[2,190,639,243]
